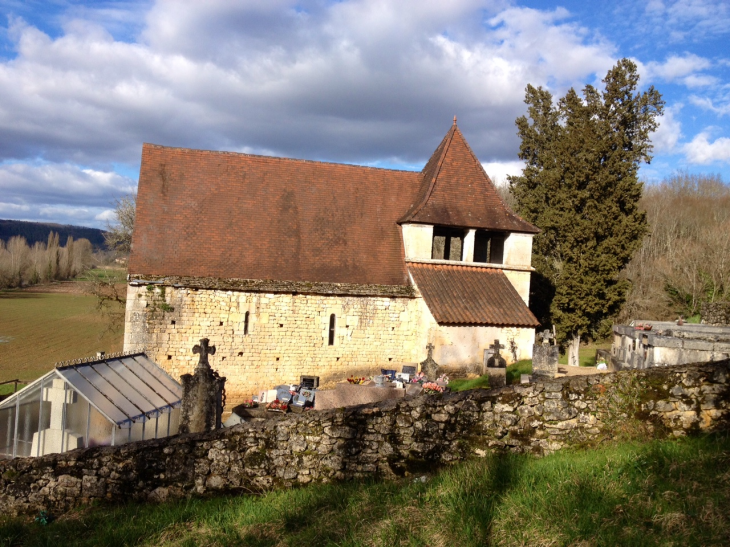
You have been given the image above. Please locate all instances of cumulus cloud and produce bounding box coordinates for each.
[482,160,525,185]
[683,131,730,164]
[652,104,683,153]
[0,161,136,228]
[643,54,715,87]
[0,0,619,171]
[5,0,723,228]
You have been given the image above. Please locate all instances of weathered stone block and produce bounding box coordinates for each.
[532,344,559,379]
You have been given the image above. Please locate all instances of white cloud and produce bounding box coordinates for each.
[4,0,705,226]
[0,162,136,207]
[690,95,730,116]
[643,53,715,87]
[94,209,117,222]
[482,161,525,185]
[652,104,683,153]
[0,0,620,170]
[683,131,730,164]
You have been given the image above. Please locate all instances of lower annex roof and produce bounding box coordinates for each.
[408,263,540,327]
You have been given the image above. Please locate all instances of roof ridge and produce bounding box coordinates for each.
[450,127,526,220]
[142,143,418,174]
[398,125,457,223]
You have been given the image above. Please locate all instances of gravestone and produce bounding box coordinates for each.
[484,339,507,388]
[420,343,440,379]
[532,345,559,379]
[401,365,417,375]
[533,327,559,379]
[538,328,555,346]
[486,339,507,368]
[179,338,227,434]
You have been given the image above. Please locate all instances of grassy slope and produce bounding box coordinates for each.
[1,434,727,546]
[0,291,123,383]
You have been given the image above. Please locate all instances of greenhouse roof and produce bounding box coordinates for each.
[0,352,182,427]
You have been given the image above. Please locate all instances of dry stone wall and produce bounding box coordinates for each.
[1,361,728,516]
[702,302,730,326]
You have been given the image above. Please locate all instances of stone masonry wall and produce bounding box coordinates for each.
[702,302,730,326]
[124,285,535,403]
[0,361,727,516]
[124,285,429,404]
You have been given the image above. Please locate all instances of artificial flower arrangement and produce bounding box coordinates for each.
[240,400,258,408]
[437,374,450,385]
[266,399,289,412]
[347,376,369,385]
[410,371,427,384]
[422,382,444,394]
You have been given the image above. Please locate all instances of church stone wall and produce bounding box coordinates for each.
[125,284,536,403]
[124,285,429,404]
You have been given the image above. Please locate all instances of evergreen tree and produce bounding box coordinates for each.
[508,59,664,365]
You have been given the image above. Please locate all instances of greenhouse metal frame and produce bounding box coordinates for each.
[0,353,182,459]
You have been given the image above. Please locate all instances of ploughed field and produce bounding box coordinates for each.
[0,285,123,386]
[1,434,728,546]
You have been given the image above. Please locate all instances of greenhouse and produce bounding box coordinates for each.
[0,352,182,459]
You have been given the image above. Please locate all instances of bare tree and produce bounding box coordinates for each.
[85,270,127,334]
[621,172,730,321]
[104,194,136,254]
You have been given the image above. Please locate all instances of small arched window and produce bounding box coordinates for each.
[328,314,336,346]
[244,311,250,335]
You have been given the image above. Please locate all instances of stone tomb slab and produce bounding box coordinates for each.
[314,383,406,410]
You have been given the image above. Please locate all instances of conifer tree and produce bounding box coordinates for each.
[508,59,664,365]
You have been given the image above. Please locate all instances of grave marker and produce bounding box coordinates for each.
[179,338,227,434]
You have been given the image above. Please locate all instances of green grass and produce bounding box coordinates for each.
[0,291,123,383]
[558,342,611,368]
[506,359,533,384]
[1,434,728,546]
[75,267,127,283]
[449,375,491,391]
[451,360,536,391]
[0,381,26,396]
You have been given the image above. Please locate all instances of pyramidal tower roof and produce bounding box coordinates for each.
[400,121,539,233]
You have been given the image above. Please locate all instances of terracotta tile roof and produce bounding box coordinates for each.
[130,145,421,286]
[408,263,540,326]
[400,124,539,234]
[130,123,538,287]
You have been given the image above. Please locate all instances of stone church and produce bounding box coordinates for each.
[124,121,540,403]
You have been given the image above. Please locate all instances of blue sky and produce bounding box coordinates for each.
[0,0,728,229]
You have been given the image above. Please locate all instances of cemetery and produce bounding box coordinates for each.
[612,320,730,370]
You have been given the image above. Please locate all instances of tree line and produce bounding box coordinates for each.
[0,219,106,249]
[0,232,94,289]
[621,172,730,322]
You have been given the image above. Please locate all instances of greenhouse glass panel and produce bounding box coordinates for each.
[87,405,115,448]
[0,406,16,457]
[17,381,44,458]
[0,353,182,458]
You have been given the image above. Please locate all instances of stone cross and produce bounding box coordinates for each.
[426,343,435,360]
[489,339,505,356]
[421,343,439,379]
[193,338,216,370]
[539,329,555,346]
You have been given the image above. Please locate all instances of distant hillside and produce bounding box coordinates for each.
[0,219,107,249]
